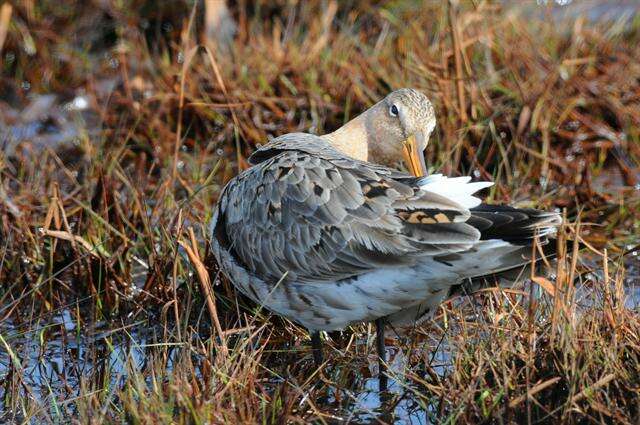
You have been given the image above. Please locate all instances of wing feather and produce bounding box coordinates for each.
[215,133,483,284]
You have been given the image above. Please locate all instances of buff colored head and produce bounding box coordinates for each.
[322,88,436,176]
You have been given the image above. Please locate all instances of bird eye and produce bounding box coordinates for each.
[389,104,399,117]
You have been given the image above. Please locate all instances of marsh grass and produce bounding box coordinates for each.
[0,1,639,423]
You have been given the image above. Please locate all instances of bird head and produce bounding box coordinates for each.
[322,88,436,176]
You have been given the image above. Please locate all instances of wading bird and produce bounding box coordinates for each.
[210,89,560,387]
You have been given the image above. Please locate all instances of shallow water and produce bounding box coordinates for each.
[1,261,637,423]
[0,300,461,422]
[0,311,146,403]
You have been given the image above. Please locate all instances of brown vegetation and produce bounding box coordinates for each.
[0,1,638,423]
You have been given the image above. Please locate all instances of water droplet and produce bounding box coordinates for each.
[473,169,481,178]
[540,176,548,188]
[72,96,89,110]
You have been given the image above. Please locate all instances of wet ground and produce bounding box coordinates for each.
[1,249,638,422]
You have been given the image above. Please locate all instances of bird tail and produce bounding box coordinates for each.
[446,238,560,299]
[436,204,563,297]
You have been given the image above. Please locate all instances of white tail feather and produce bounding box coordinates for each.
[419,174,493,209]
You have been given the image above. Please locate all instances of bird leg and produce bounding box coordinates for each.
[376,317,388,391]
[311,331,323,366]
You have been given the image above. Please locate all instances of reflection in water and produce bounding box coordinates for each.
[0,311,161,418]
[0,309,450,422]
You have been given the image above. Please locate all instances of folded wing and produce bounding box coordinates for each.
[214,133,560,286]
[215,134,488,283]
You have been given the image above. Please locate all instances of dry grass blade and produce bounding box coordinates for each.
[307,0,337,59]
[43,230,100,258]
[509,377,562,408]
[0,3,11,55]
[172,45,199,185]
[570,373,616,405]
[531,275,556,297]
[448,0,467,123]
[179,227,227,351]
[203,44,247,169]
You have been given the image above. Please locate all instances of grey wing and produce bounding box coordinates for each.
[216,148,481,284]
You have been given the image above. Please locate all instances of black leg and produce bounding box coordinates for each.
[311,331,323,366]
[375,318,388,391]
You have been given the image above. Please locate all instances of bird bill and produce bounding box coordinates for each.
[402,134,427,177]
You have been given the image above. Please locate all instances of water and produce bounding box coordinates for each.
[1,90,103,162]
[0,312,149,406]
[509,0,639,27]
[0,306,456,422]
[315,342,453,423]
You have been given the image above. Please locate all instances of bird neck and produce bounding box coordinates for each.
[321,111,370,162]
